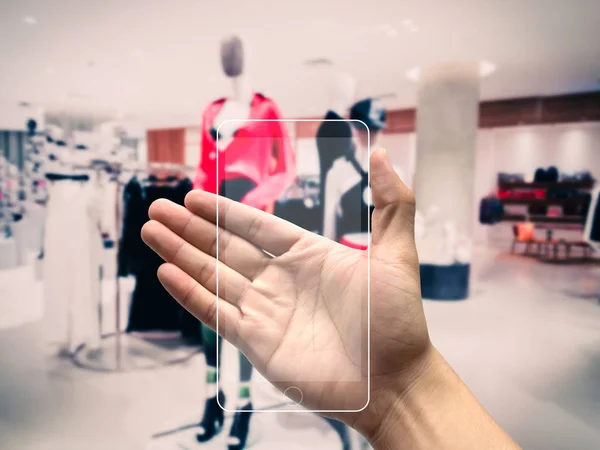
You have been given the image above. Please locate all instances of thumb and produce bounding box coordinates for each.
[370,148,417,259]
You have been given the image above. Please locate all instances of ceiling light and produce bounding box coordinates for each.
[131,49,143,58]
[46,67,55,75]
[116,111,125,120]
[23,16,37,25]
[303,58,334,67]
[385,29,399,38]
[479,61,496,77]
[406,67,421,81]
[401,18,419,31]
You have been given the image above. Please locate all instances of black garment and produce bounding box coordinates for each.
[118,177,198,336]
[534,168,547,183]
[315,111,354,235]
[220,177,256,202]
[335,155,373,241]
[274,198,321,233]
[479,197,504,225]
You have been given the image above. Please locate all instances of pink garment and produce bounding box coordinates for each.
[195,93,296,210]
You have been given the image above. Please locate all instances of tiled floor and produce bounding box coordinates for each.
[1,248,599,449]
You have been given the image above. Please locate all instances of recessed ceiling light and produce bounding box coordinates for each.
[375,93,398,100]
[303,58,334,67]
[46,67,55,75]
[401,18,419,32]
[131,49,143,58]
[479,61,496,77]
[385,29,399,38]
[116,111,125,120]
[23,16,37,25]
[406,67,421,81]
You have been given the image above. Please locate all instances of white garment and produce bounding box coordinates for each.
[43,177,103,353]
[323,156,405,241]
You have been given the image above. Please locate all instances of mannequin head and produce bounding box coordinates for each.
[350,98,386,150]
[220,35,244,78]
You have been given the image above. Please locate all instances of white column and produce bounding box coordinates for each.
[412,62,483,300]
[413,62,480,236]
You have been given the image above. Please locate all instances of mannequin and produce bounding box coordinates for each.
[314,72,357,235]
[193,34,296,450]
[323,98,387,244]
[43,126,103,355]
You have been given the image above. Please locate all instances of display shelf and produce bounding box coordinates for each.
[498,180,595,190]
[500,214,586,224]
[500,198,590,206]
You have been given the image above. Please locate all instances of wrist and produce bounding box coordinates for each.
[356,345,520,450]
[355,344,442,450]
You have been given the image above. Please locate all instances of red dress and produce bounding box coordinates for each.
[194,93,296,210]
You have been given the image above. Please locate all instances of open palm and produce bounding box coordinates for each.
[141,149,432,425]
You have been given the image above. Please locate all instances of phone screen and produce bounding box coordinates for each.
[214,119,370,413]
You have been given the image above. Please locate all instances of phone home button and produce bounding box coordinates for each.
[283,386,303,406]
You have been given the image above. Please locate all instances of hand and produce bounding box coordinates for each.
[141,149,432,437]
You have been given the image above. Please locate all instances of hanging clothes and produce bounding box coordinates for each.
[118,176,198,337]
[195,92,296,210]
[43,173,103,353]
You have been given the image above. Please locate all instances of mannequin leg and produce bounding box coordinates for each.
[323,417,352,450]
[196,324,226,442]
[228,353,254,450]
[238,352,253,405]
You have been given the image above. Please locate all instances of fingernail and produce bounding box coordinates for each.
[379,148,391,166]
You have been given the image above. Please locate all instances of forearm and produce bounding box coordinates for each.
[359,347,521,450]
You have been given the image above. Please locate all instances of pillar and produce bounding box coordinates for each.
[413,62,481,300]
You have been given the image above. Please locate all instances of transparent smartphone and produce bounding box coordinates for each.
[583,187,600,252]
[215,119,370,413]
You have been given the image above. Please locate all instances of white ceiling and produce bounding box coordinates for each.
[1,0,599,129]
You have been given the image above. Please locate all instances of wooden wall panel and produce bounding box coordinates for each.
[147,128,185,163]
[295,119,322,139]
[291,92,600,138]
[478,98,541,128]
[385,109,416,134]
[540,92,600,123]
[149,92,600,144]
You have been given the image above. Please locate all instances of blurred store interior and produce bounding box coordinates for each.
[0,1,600,449]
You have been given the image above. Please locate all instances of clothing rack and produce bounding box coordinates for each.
[70,160,200,372]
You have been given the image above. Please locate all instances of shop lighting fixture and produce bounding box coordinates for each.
[23,16,37,25]
[401,18,419,33]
